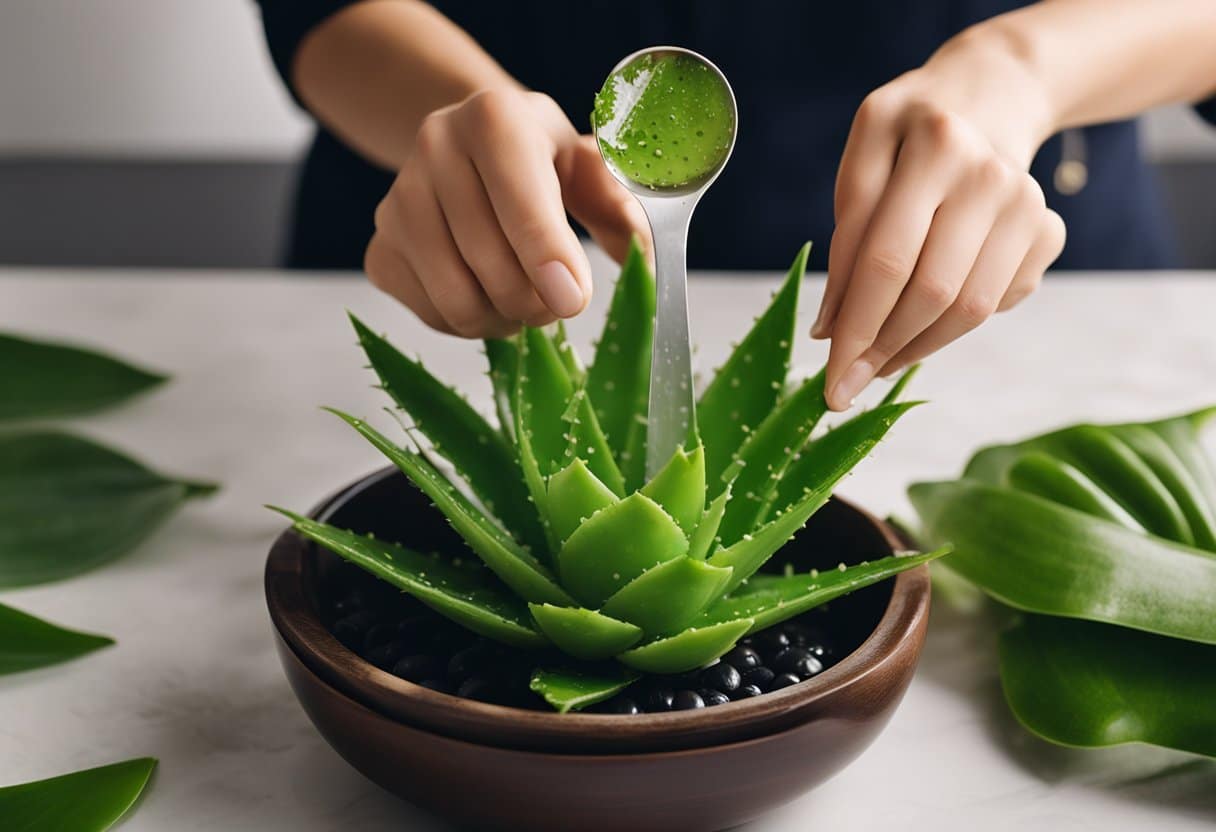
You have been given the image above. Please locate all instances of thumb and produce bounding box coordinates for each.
[558,136,653,265]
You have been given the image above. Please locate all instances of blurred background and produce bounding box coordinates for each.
[1,0,1214,270]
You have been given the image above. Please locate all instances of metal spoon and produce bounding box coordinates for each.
[593,46,738,480]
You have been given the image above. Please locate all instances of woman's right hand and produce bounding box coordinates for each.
[365,89,650,337]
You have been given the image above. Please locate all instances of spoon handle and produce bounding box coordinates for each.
[639,194,699,480]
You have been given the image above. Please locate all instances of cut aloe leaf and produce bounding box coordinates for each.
[617,618,753,674]
[483,337,519,443]
[640,444,706,536]
[546,459,619,543]
[0,757,156,832]
[530,666,638,713]
[560,385,625,496]
[602,556,733,637]
[698,243,809,486]
[1006,451,1144,532]
[528,604,641,659]
[0,602,114,675]
[1000,615,1216,756]
[327,410,571,606]
[351,316,545,552]
[558,492,689,608]
[688,484,732,561]
[275,509,548,649]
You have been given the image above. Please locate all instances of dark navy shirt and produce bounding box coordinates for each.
[256,1,1216,271]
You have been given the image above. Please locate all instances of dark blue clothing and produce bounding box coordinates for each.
[256,1,1216,271]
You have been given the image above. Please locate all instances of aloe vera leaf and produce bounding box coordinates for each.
[546,458,619,543]
[1000,615,1216,757]
[517,328,576,475]
[716,369,827,543]
[601,557,734,637]
[558,492,689,608]
[715,402,921,593]
[698,243,809,485]
[640,444,706,536]
[483,337,519,443]
[616,618,753,674]
[1006,451,1144,532]
[351,316,545,551]
[699,548,948,634]
[274,509,548,648]
[688,484,732,561]
[0,757,156,832]
[561,386,626,496]
[909,479,1216,644]
[0,332,166,420]
[528,603,642,659]
[586,239,655,474]
[529,666,638,713]
[0,431,217,588]
[551,321,586,382]
[878,363,920,407]
[1144,407,1216,512]
[327,410,572,606]
[0,602,113,675]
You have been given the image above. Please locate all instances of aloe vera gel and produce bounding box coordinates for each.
[592,50,736,192]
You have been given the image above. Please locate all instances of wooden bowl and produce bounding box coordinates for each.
[266,468,931,830]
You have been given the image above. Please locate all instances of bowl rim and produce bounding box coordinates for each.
[266,466,931,751]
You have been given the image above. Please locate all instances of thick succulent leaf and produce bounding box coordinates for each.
[1006,451,1144,532]
[351,316,544,552]
[529,666,638,713]
[601,556,733,637]
[483,337,519,443]
[551,321,586,383]
[0,602,113,675]
[878,363,920,407]
[274,509,548,649]
[616,619,753,674]
[688,484,732,561]
[0,757,156,832]
[528,603,642,660]
[327,410,572,606]
[586,239,655,484]
[640,444,706,536]
[558,492,689,608]
[517,327,576,476]
[716,369,827,543]
[546,458,619,543]
[698,243,809,485]
[1000,615,1216,757]
[0,431,217,588]
[909,479,1216,644]
[561,386,625,496]
[698,548,948,634]
[714,402,921,593]
[0,332,166,420]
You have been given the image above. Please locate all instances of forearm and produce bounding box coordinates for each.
[292,0,517,169]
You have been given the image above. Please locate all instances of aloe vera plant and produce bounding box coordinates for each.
[275,242,946,711]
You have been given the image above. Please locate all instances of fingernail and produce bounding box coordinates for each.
[831,359,875,410]
[533,261,585,318]
[810,306,829,339]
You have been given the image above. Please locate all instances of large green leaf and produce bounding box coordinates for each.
[697,243,809,485]
[0,602,113,675]
[528,604,641,659]
[909,479,1216,644]
[640,444,705,536]
[560,385,625,497]
[586,239,655,489]
[483,337,519,443]
[1139,407,1216,515]
[529,666,638,713]
[1000,615,1216,757]
[545,458,618,543]
[617,618,753,674]
[1109,423,1216,550]
[601,556,733,637]
[350,316,544,552]
[0,332,166,421]
[0,757,156,832]
[0,431,216,588]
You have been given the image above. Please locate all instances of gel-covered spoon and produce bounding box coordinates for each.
[592,47,737,480]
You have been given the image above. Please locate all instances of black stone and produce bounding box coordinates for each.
[770,672,801,691]
[672,690,705,710]
[391,653,440,682]
[418,677,449,693]
[740,666,775,691]
[773,647,824,679]
[700,662,741,693]
[722,645,761,671]
[362,621,399,652]
[699,689,731,707]
[456,676,495,701]
[332,611,378,650]
[606,697,640,715]
[644,686,675,712]
[447,645,489,684]
[751,628,790,656]
[731,683,763,700]
[364,641,406,670]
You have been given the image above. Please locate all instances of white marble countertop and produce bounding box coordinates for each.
[1,252,1214,831]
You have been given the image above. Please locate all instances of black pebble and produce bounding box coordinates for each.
[731,683,763,700]
[700,662,741,693]
[447,645,488,684]
[699,689,731,707]
[645,687,675,712]
[722,645,761,671]
[773,647,824,679]
[752,628,790,658]
[332,611,378,650]
[362,621,398,652]
[607,697,640,715]
[740,666,775,691]
[364,641,406,670]
[392,653,440,682]
[770,672,801,691]
[672,690,705,710]
[456,676,495,701]
[418,677,449,693]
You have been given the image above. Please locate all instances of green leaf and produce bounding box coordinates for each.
[529,666,638,713]
[483,337,519,443]
[878,363,920,407]
[528,603,641,659]
[687,484,731,561]
[350,316,544,553]
[617,618,753,674]
[0,431,217,588]
[1000,615,1216,757]
[0,332,166,421]
[601,556,733,637]
[1005,451,1144,532]
[0,757,156,832]
[551,321,586,383]
[586,239,655,485]
[697,243,809,485]
[327,410,572,606]
[909,479,1216,644]
[274,509,548,649]
[699,548,949,634]
[0,602,113,675]
[1141,407,1216,515]
[640,444,706,536]
[558,492,689,608]
[560,386,625,496]
[545,458,619,543]
[713,402,921,593]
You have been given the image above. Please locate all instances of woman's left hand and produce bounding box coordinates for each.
[816,26,1067,410]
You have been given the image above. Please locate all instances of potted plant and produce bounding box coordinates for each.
[266,243,947,831]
